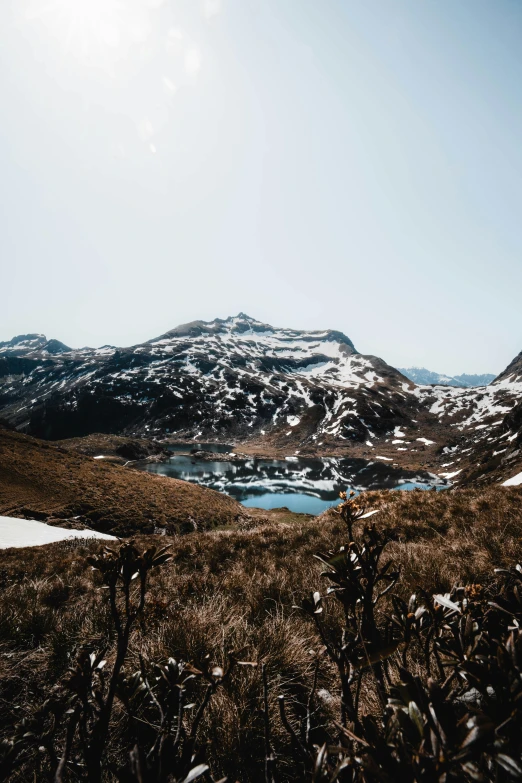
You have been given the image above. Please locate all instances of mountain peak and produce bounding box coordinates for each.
[9,333,46,345]
[219,313,261,325]
[0,334,71,356]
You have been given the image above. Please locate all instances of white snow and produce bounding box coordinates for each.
[416,437,435,445]
[18,313,516,453]
[374,455,393,461]
[440,469,462,480]
[502,471,522,487]
[0,517,117,549]
[416,376,522,432]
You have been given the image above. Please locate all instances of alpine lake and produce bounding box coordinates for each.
[143,444,448,515]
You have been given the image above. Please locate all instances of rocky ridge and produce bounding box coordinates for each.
[0,314,417,447]
[0,333,71,357]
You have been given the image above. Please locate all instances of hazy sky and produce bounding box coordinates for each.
[1,0,521,375]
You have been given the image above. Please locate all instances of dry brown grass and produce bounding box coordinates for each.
[1,484,522,780]
[0,428,243,535]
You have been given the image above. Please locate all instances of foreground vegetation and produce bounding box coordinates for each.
[1,485,522,781]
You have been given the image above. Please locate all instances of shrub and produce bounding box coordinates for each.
[1,491,522,781]
[269,493,522,781]
[0,542,237,783]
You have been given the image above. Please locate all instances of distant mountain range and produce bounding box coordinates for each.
[398,367,496,388]
[1,315,522,488]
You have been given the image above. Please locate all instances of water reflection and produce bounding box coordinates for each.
[144,455,447,514]
[166,443,234,454]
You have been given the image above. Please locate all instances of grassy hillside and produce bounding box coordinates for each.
[0,428,244,536]
[1,484,521,780]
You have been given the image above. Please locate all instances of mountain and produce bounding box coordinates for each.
[1,314,522,488]
[0,333,71,357]
[411,358,522,486]
[494,350,522,385]
[455,372,497,387]
[0,314,419,447]
[399,367,496,387]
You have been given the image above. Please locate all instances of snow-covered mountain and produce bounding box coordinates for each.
[0,333,71,357]
[409,360,522,485]
[0,314,416,445]
[1,314,522,488]
[399,367,496,388]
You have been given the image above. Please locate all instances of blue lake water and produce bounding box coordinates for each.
[144,455,447,515]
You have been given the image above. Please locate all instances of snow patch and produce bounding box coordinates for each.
[0,517,117,549]
[502,471,522,487]
[440,469,462,479]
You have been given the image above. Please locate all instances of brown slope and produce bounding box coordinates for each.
[0,428,244,536]
[53,432,170,462]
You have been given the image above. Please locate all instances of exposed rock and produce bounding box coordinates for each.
[1,314,522,487]
[0,314,416,449]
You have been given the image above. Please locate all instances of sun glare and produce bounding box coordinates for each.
[17,0,217,155]
[24,0,154,70]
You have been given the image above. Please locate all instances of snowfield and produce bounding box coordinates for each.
[0,516,117,549]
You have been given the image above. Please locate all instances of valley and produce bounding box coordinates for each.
[1,313,522,498]
[4,3,521,775]
[2,317,522,781]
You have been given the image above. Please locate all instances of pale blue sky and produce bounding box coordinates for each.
[1,0,521,374]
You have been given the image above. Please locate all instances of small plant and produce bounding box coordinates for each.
[1,541,231,783]
[3,493,522,782]
[274,495,522,781]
